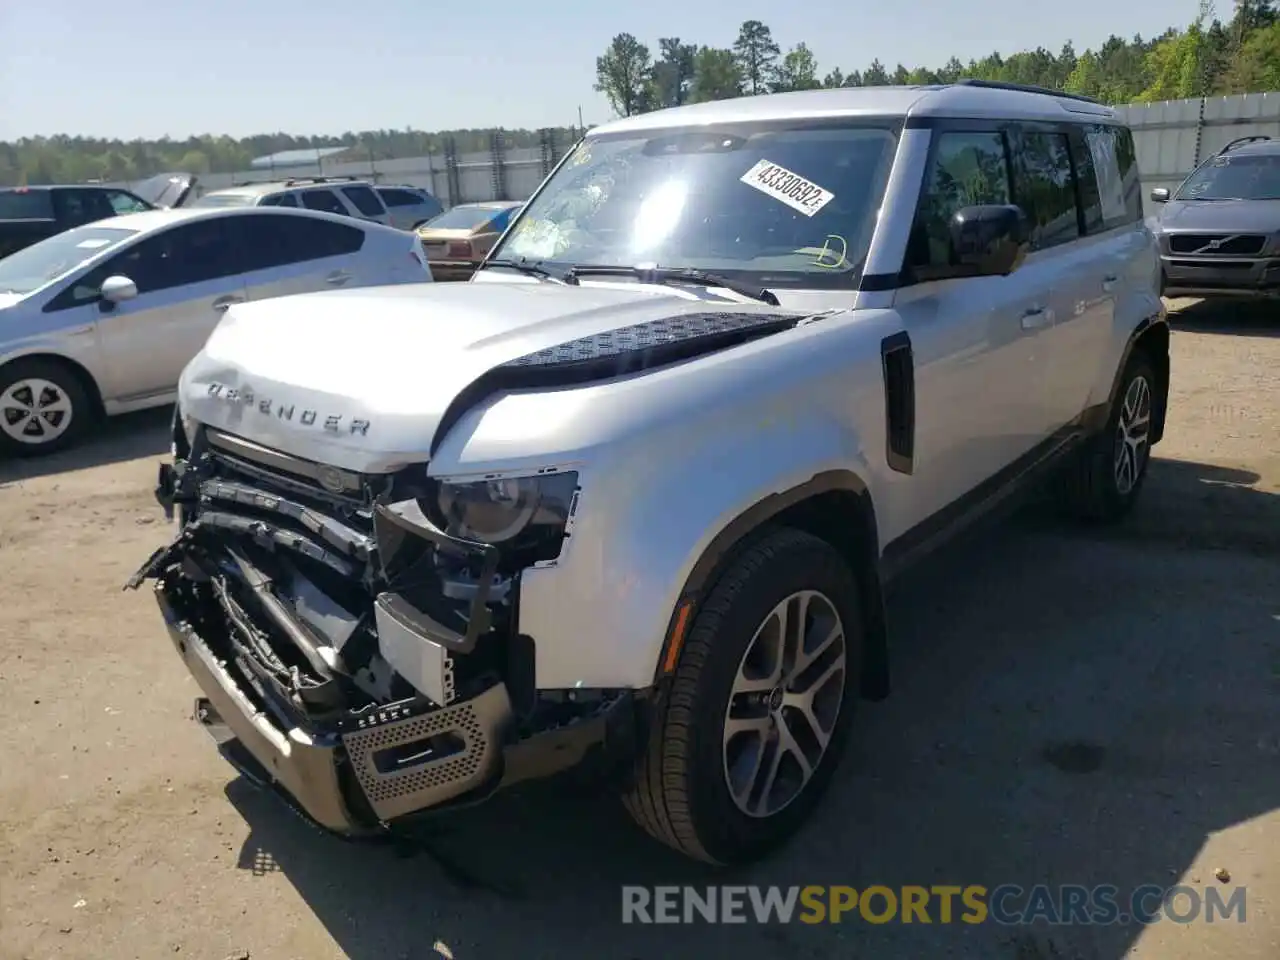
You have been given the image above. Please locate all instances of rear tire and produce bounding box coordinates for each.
[1060,353,1157,523]
[0,358,93,457]
[622,528,862,865]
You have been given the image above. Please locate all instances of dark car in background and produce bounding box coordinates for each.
[0,175,196,261]
[1148,135,1280,300]
[414,200,522,280]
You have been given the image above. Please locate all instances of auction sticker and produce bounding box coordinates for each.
[739,159,834,217]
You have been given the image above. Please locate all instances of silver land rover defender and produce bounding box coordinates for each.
[130,80,1169,866]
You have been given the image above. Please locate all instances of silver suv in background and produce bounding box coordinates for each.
[1148,135,1280,300]
[375,184,445,230]
[191,176,393,225]
[133,79,1168,867]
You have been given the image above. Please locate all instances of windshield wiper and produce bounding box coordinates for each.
[562,265,780,306]
[480,257,577,284]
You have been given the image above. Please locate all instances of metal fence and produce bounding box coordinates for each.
[111,92,1280,210]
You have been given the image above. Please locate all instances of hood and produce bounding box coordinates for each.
[131,172,197,209]
[180,281,802,472]
[1153,198,1280,233]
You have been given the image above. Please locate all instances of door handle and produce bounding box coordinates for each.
[211,295,244,312]
[325,271,352,286]
[1102,274,1119,293]
[1020,306,1052,330]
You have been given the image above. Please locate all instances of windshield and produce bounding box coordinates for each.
[190,192,258,208]
[1176,153,1280,201]
[0,225,137,295]
[425,206,511,230]
[491,123,898,287]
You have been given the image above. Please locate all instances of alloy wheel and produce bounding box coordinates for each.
[722,589,847,818]
[1113,374,1152,496]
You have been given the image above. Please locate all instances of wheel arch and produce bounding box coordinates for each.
[655,469,890,702]
[0,351,105,420]
[1108,313,1170,445]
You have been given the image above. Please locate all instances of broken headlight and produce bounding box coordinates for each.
[435,471,579,561]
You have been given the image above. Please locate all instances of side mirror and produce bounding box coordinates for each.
[1149,188,1170,203]
[948,204,1030,277]
[100,275,138,305]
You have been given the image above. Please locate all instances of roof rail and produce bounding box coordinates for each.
[952,78,1102,106]
[282,175,363,186]
[1217,135,1272,154]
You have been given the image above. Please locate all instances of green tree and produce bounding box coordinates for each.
[651,38,698,109]
[863,59,890,85]
[772,43,821,92]
[1221,19,1280,90]
[689,46,744,102]
[733,20,781,95]
[595,33,654,117]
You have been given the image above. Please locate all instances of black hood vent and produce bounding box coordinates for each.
[429,310,801,456]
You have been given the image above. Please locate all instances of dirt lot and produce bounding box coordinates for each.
[1,300,1277,960]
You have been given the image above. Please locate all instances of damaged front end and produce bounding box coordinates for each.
[128,414,636,835]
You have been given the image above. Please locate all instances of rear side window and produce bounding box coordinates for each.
[230,213,365,270]
[1084,125,1143,227]
[80,219,242,295]
[1012,132,1081,251]
[1067,134,1105,235]
[52,189,117,227]
[300,189,348,216]
[341,185,385,217]
[378,188,422,207]
[906,130,1012,280]
[0,189,54,219]
[260,192,298,208]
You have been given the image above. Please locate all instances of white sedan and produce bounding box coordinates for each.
[0,206,432,455]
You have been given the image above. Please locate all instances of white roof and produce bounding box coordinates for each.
[592,84,1117,137]
[91,205,389,234]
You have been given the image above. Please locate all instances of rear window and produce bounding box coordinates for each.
[190,192,259,208]
[0,189,54,219]
[341,185,386,217]
[378,188,424,207]
[424,206,510,230]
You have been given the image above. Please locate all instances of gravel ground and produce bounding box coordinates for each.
[0,299,1277,960]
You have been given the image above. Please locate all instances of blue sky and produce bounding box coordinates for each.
[0,0,1201,140]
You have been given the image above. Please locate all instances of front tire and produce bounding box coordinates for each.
[622,528,862,865]
[0,358,92,457]
[1060,353,1157,522]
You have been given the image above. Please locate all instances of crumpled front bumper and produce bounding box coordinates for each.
[155,585,638,834]
[157,586,514,831]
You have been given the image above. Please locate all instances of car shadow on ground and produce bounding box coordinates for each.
[0,405,172,485]
[224,456,1280,960]
[1168,298,1280,338]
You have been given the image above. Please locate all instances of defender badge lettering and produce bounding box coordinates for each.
[204,382,371,436]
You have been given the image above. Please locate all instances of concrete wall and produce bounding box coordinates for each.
[179,131,577,210]
[1116,91,1280,197]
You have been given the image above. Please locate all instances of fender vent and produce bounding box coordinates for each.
[881,332,915,475]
